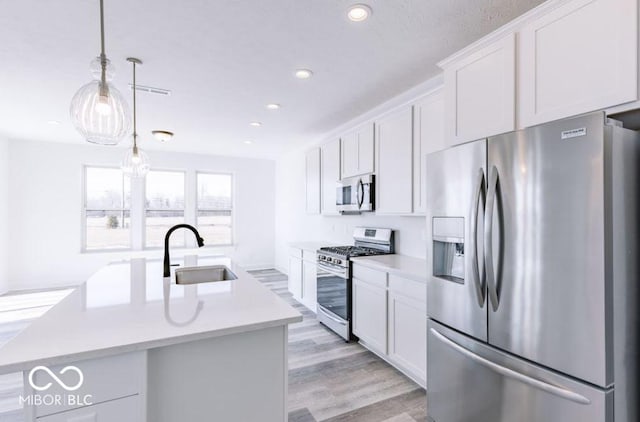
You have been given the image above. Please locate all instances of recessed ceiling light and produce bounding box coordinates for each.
[265,103,281,110]
[295,69,313,79]
[347,4,372,22]
[244,140,253,145]
[152,130,174,142]
[47,120,61,125]
[250,121,262,127]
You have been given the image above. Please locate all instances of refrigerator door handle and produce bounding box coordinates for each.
[430,328,592,405]
[470,168,486,307]
[484,165,500,311]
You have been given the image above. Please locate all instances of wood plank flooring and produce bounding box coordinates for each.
[249,269,427,422]
[0,271,427,421]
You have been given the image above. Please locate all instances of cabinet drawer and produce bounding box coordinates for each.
[389,274,426,306]
[289,247,303,259]
[352,264,387,288]
[37,394,141,422]
[32,352,145,417]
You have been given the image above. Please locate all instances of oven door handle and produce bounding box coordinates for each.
[317,262,347,277]
[318,306,347,326]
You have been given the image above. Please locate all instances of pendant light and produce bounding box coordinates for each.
[121,58,150,178]
[70,0,130,145]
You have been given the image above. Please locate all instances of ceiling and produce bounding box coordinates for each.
[0,0,544,160]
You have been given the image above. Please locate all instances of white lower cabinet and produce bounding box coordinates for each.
[352,264,427,387]
[388,289,427,386]
[37,395,140,422]
[353,277,388,354]
[289,247,317,312]
[288,254,303,300]
[302,259,317,312]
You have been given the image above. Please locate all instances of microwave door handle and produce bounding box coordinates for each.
[470,168,486,307]
[484,166,500,311]
[357,179,365,208]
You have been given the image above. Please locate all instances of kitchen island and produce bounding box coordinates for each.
[0,257,302,422]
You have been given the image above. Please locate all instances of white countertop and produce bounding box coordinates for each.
[0,257,302,374]
[289,241,336,252]
[351,254,428,283]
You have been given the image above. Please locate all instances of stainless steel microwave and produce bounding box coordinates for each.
[336,174,374,213]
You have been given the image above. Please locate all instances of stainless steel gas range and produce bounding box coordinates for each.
[316,227,394,341]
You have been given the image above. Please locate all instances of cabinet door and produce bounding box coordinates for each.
[302,260,317,312]
[321,139,341,215]
[357,123,375,175]
[288,256,303,300]
[341,131,359,179]
[413,89,445,214]
[376,106,414,214]
[519,0,637,127]
[388,291,427,386]
[341,123,375,178]
[353,278,387,353]
[37,395,141,422]
[444,33,516,145]
[305,148,321,214]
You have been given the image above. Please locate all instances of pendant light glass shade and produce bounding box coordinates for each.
[122,144,150,178]
[70,75,130,145]
[121,57,150,178]
[70,0,130,145]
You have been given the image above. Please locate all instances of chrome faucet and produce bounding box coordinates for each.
[163,224,205,277]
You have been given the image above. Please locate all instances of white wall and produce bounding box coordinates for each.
[0,135,8,294]
[274,147,427,272]
[7,139,275,290]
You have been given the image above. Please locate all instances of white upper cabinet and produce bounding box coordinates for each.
[341,123,375,179]
[376,106,414,215]
[321,138,341,215]
[413,89,445,215]
[305,147,321,215]
[442,33,516,145]
[519,0,638,127]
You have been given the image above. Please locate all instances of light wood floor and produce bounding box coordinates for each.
[0,271,427,422]
[250,269,427,422]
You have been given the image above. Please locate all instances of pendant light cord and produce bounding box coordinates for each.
[99,0,108,97]
[132,60,138,151]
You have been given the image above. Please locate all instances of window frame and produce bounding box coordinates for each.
[143,168,187,250]
[81,165,132,253]
[196,171,235,247]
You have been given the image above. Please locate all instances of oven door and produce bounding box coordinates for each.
[316,263,351,340]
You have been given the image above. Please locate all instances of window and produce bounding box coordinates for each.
[145,170,185,248]
[197,173,233,246]
[84,167,130,250]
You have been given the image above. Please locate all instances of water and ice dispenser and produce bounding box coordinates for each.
[432,217,465,283]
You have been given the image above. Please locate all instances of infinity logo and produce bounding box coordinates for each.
[28,366,84,392]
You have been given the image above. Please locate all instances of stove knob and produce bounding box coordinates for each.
[319,255,325,261]
[326,257,333,263]
[335,259,342,265]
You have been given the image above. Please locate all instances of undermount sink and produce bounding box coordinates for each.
[175,265,238,285]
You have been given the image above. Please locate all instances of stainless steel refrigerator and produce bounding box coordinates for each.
[425,112,640,422]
